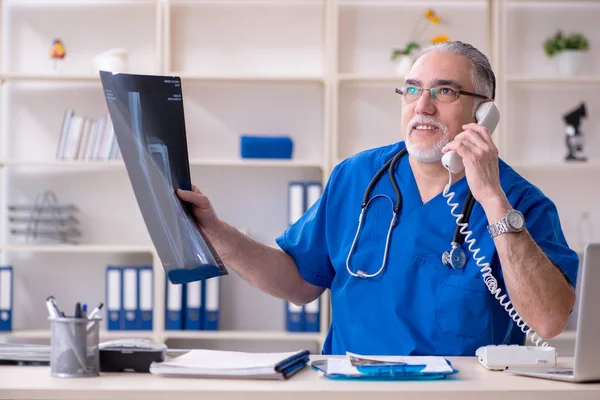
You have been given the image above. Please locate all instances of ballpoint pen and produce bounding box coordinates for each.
[45,296,62,318]
[87,303,104,320]
[86,303,104,332]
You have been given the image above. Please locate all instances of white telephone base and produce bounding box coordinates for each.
[476,345,557,371]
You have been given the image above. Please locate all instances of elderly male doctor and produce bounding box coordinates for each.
[178,41,579,356]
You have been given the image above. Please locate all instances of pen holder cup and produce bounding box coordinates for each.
[48,316,102,378]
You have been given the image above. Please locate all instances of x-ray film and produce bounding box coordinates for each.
[99,71,228,284]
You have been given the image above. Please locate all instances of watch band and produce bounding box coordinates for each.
[487,219,510,238]
[487,209,525,238]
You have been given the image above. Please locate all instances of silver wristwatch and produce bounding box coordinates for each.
[487,209,525,238]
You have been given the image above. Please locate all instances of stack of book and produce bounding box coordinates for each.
[55,109,121,161]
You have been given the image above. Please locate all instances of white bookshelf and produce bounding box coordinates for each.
[0,0,331,352]
[0,0,596,351]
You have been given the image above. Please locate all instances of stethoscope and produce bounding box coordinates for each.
[345,148,477,279]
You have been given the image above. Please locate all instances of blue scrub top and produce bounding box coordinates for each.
[275,141,579,356]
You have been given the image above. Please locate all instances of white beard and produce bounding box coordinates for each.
[404,116,450,163]
[405,136,450,162]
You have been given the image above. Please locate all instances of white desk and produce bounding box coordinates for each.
[0,357,599,400]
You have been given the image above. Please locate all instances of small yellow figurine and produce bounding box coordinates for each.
[49,39,66,71]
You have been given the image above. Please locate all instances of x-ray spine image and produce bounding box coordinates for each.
[100,71,228,284]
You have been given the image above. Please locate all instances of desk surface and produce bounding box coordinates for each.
[1,356,599,400]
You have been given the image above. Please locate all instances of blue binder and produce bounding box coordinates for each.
[304,297,320,332]
[302,181,322,332]
[137,265,153,330]
[165,279,183,330]
[0,266,13,331]
[203,277,220,330]
[184,280,203,330]
[304,181,322,211]
[122,267,138,330]
[105,266,123,330]
[288,181,305,226]
[286,301,304,332]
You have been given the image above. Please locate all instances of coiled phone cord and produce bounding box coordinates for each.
[442,170,548,348]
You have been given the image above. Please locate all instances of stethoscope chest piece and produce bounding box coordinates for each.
[442,243,467,270]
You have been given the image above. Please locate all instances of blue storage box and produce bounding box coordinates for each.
[240,135,293,159]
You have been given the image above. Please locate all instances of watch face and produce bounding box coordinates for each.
[507,210,525,230]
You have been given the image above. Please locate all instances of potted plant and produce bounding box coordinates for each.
[543,30,590,76]
[390,9,449,76]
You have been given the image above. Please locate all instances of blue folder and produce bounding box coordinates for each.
[165,279,183,330]
[105,266,123,330]
[311,358,458,381]
[184,280,203,330]
[137,265,153,330]
[0,266,13,331]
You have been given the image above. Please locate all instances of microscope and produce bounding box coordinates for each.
[563,102,588,162]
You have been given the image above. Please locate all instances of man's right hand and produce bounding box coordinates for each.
[177,185,220,233]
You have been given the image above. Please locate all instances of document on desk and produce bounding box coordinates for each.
[317,352,456,380]
[0,343,51,365]
[149,349,310,380]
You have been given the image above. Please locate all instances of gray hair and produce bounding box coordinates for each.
[412,41,496,101]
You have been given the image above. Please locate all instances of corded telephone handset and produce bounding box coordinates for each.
[441,101,500,173]
[440,101,558,370]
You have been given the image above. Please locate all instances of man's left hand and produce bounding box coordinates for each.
[441,123,506,208]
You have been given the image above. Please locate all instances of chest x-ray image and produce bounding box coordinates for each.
[100,71,228,284]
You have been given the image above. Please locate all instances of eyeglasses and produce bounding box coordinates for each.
[395,86,491,104]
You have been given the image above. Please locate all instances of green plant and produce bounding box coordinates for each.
[543,30,589,57]
[391,41,421,60]
[391,9,446,60]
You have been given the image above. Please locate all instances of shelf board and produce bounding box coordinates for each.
[189,158,323,168]
[554,330,577,341]
[0,73,101,83]
[170,0,324,6]
[506,76,600,84]
[1,73,326,84]
[0,244,154,254]
[0,159,322,169]
[4,0,156,7]
[0,160,124,168]
[173,73,324,84]
[506,0,600,7]
[338,74,404,84]
[1,329,156,340]
[163,330,323,342]
[1,329,323,342]
[510,162,600,172]
[337,0,486,6]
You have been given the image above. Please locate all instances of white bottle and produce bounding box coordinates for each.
[577,211,594,250]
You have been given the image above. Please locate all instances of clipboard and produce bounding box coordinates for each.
[311,358,457,381]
